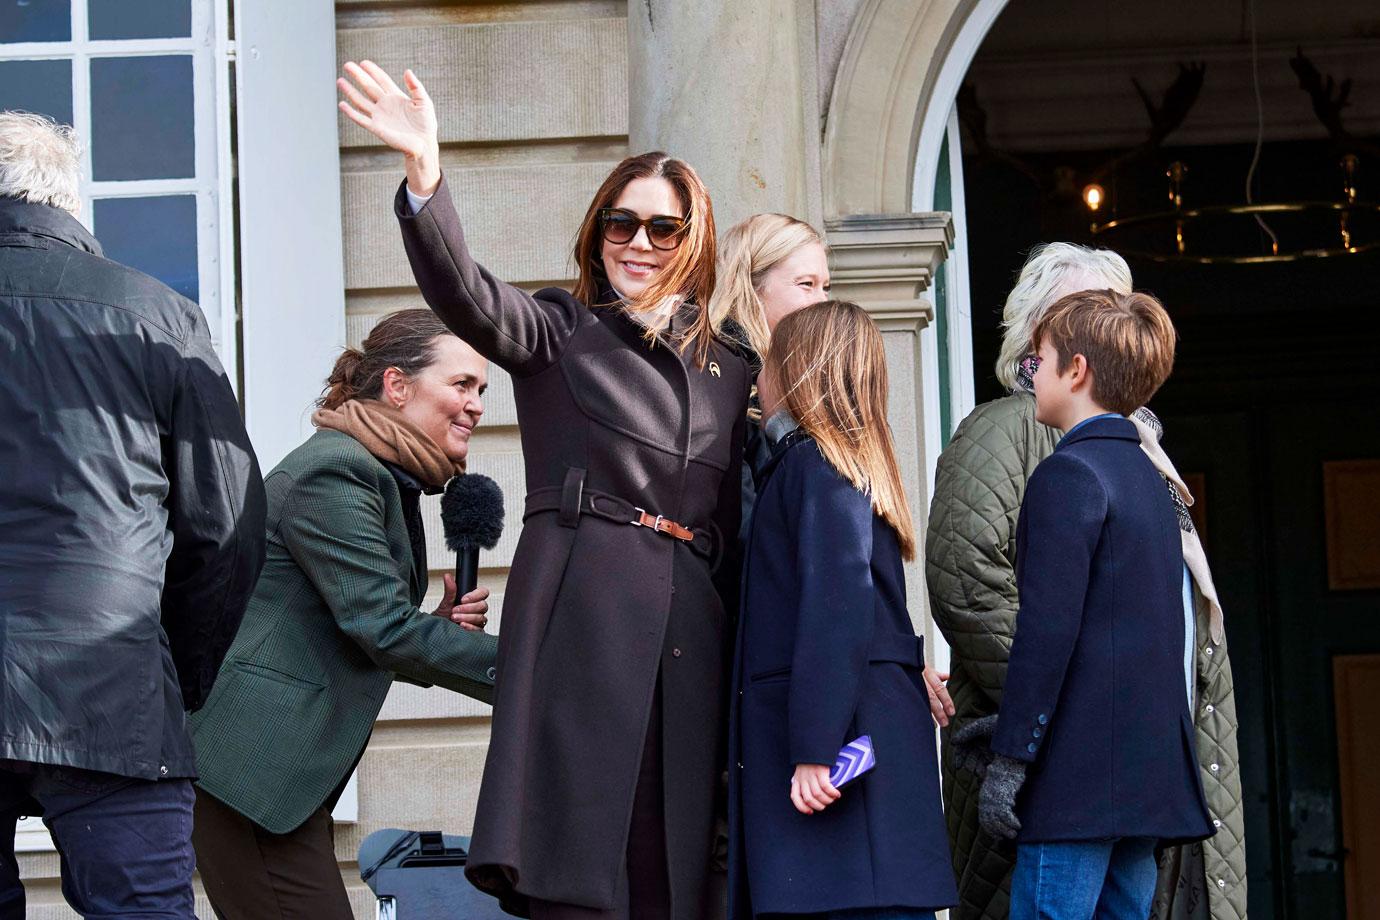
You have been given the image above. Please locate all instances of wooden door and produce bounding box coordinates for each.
[1335,654,1380,920]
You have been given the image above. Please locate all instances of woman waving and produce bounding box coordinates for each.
[340,62,748,920]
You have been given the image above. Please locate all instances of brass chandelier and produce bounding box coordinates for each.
[1089,153,1380,264]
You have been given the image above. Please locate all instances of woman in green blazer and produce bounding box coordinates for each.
[189,309,500,919]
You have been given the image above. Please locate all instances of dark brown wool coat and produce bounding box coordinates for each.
[395,178,748,919]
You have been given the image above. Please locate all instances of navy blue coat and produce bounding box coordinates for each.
[992,416,1214,844]
[728,432,957,918]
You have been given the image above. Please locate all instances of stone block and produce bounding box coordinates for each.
[341,161,616,289]
[337,19,627,148]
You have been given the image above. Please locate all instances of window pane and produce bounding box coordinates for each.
[88,0,190,40]
[90,56,194,181]
[0,59,72,126]
[93,195,199,302]
[0,0,71,43]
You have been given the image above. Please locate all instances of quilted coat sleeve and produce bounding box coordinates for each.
[925,398,1037,708]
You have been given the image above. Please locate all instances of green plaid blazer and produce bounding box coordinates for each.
[189,429,498,833]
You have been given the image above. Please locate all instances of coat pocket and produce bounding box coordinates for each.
[231,660,325,692]
[748,665,791,684]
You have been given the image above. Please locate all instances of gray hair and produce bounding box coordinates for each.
[0,112,82,214]
[995,242,1133,390]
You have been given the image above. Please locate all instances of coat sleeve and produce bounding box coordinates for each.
[991,454,1107,763]
[159,308,268,712]
[714,378,749,624]
[786,453,877,767]
[924,405,1029,707]
[277,458,498,703]
[395,175,583,377]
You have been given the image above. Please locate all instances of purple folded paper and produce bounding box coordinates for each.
[830,735,875,788]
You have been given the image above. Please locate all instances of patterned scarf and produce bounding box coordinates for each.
[311,399,462,492]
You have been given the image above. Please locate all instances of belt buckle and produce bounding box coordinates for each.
[632,507,666,532]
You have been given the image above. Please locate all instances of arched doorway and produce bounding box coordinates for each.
[828,0,1380,916]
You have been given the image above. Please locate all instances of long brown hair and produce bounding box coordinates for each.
[571,151,720,367]
[319,309,452,410]
[765,300,917,559]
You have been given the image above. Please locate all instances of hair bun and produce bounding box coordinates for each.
[319,347,366,410]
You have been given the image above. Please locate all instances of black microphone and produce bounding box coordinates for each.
[440,473,505,599]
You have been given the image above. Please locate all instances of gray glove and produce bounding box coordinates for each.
[977,754,1026,840]
[949,714,999,777]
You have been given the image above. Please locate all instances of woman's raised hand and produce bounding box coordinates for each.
[338,61,442,196]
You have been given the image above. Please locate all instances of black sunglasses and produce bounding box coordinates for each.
[598,208,690,251]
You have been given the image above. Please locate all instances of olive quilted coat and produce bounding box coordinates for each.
[925,393,1247,920]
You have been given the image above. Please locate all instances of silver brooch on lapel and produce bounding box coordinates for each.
[709,361,721,378]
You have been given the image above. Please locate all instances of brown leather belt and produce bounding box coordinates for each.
[523,467,719,565]
[631,508,696,542]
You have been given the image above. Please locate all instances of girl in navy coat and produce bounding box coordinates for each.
[729,301,958,920]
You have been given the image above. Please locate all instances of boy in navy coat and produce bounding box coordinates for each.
[977,289,1214,919]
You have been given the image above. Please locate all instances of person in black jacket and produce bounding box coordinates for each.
[0,112,266,918]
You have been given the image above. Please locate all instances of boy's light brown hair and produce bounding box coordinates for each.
[765,300,917,559]
[1031,289,1177,415]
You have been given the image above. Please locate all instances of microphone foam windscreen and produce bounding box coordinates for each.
[440,473,505,553]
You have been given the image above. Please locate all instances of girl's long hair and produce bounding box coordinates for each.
[708,212,823,359]
[570,151,720,367]
[765,300,917,559]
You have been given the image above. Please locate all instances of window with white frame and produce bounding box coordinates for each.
[1,0,235,852]
[0,0,237,377]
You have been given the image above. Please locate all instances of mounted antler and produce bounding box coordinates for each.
[1291,47,1380,159]
[1132,62,1207,148]
[955,82,1042,185]
[957,63,1207,204]
[1089,62,1206,184]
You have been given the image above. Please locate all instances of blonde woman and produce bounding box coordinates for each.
[711,213,831,363]
[713,214,954,725]
[728,300,957,920]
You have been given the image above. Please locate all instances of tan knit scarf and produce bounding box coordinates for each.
[311,399,462,490]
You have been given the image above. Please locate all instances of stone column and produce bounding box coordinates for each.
[628,0,821,230]
[824,213,954,639]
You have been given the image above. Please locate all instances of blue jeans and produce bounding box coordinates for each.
[1011,838,1158,920]
[0,760,196,919]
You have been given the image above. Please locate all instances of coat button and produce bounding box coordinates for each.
[1210,763,1219,773]
[737,762,743,769]
[487,667,497,681]
[1037,713,1049,725]
[1205,704,1215,714]
[1213,819,1222,828]
[1217,879,1226,889]
[1027,742,1038,753]
[1032,728,1042,739]
[672,648,682,658]
[1205,646,1214,657]
[159,765,168,776]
